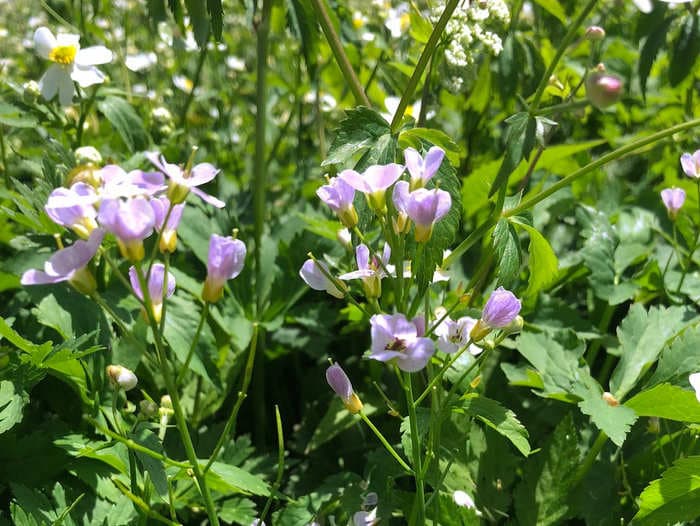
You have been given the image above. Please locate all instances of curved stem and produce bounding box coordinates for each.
[571,431,608,487]
[359,411,413,474]
[308,0,370,107]
[390,0,459,133]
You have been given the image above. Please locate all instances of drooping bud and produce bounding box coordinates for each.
[585,26,605,41]
[586,65,623,109]
[326,363,363,414]
[106,365,138,391]
[139,399,159,418]
[471,287,522,342]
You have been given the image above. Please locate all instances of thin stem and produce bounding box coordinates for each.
[359,411,413,474]
[404,371,425,525]
[530,0,599,109]
[531,99,588,116]
[571,431,608,487]
[176,302,209,385]
[414,339,473,406]
[308,0,370,107]
[390,0,459,133]
[259,406,286,522]
[75,86,98,147]
[180,43,209,128]
[205,323,260,472]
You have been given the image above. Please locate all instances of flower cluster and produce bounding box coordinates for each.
[21,148,245,308]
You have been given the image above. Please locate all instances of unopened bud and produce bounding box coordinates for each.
[74,146,102,166]
[160,394,173,410]
[501,315,524,336]
[151,106,173,126]
[585,26,605,41]
[586,66,623,109]
[106,365,138,391]
[326,363,363,414]
[23,80,41,103]
[140,399,159,418]
[602,392,619,406]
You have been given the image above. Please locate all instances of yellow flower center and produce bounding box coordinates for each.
[49,44,77,65]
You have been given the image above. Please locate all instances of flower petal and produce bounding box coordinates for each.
[33,27,57,59]
[75,46,113,66]
[71,65,105,88]
[39,64,64,101]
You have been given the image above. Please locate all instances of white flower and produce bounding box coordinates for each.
[453,490,482,516]
[33,27,113,106]
[690,373,700,403]
[125,51,157,72]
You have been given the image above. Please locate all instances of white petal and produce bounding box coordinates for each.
[33,27,57,59]
[58,71,75,106]
[76,46,113,66]
[55,33,80,47]
[39,64,65,101]
[71,65,105,87]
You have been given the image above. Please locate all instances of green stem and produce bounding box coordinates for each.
[571,431,608,487]
[586,303,615,368]
[404,372,425,525]
[205,323,260,472]
[134,266,220,526]
[75,87,98,147]
[176,302,209,385]
[531,99,588,116]
[358,411,413,474]
[259,406,286,522]
[180,42,209,128]
[414,340,473,406]
[530,0,599,110]
[308,0,370,107]
[390,0,459,134]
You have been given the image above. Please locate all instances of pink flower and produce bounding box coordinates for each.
[326,363,363,413]
[369,313,435,372]
[681,150,700,179]
[299,259,345,298]
[339,163,404,213]
[146,151,225,208]
[404,146,444,190]
[317,177,358,228]
[202,234,246,303]
[406,188,452,242]
[660,187,686,220]
[128,263,175,322]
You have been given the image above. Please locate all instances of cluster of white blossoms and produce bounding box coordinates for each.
[434,0,510,91]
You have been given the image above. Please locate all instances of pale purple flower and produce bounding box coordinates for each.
[146,152,225,208]
[690,372,700,403]
[45,182,99,238]
[369,313,435,372]
[129,263,175,322]
[151,197,185,253]
[339,243,393,299]
[681,150,700,179]
[33,27,113,106]
[660,187,686,219]
[299,259,344,298]
[404,146,444,190]
[481,287,521,328]
[326,363,363,413]
[98,197,155,240]
[392,180,411,234]
[202,234,247,303]
[97,165,166,199]
[339,163,405,213]
[21,228,104,291]
[434,316,482,355]
[406,188,452,242]
[317,177,358,228]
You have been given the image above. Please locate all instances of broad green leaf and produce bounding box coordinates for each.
[0,380,29,434]
[578,394,637,447]
[0,101,38,128]
[207,462,270,496]
[514,413,579,526]
[489,112,536,197]
[533,0,567,24]
[0,316,52,356]
[514,221,559,298]
[34,294,73,340]
[129,428,168,499]
[626,383,700,423]
[398,127,463,166]
[322,107,391,167]
[454,394,531,456]
[669,14,700,87]
[649,323,700,386]
[633,456,700,525]
[184,0,209,46]
[493,218,521,288]
[97,97,150,153]
[610,303,687,400]
[207,0,223,40]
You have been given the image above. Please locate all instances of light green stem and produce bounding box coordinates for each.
[176,302,209,385]
[359,411,413,474]
[404,372,425,525]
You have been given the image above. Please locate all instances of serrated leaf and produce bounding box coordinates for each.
[578,395,637,447]
[626,383,700,423]
[633,456,700,525]
[638,17,674,98]
[0,380,29,434]
[489,112,536,197]
[322,107,391,167]
[649,323,700,386]
[610,303,687,400]
[97,97,150,153]
[493,218,521,288]
[454,394,531,456]
[669,14,700,87]
[514,221,558,298]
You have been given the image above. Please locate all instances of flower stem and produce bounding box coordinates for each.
[308,0,370,107]
[570,431,608,488]
[176,302,209,386]
[259,405,286,522]
[414,340,473,406]
[404,371,426,525]
[180,42,209,128]
[358,411,413,474]
[390,0,459,134]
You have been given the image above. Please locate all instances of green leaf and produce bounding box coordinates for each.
[669,14,700,87]
[514,413,579,526]
[514,221,559,298]
[207,0,223,40]
[626,383,700,423]
[219,497,257,525]
[578,394,637,447]
[633,456,700,525]
[489,112,536,197]
[129,428,168,499]
[533,0,567,24]
[288,0,319,76]
[454,394,531,456]
[184,0,209,46]
[649,323,700,386]
[0,101,38,128]
[97,97,150,153]
[0,380,29,434]
[638,17,674,98]
[322,107,391,167]
[492,218,521,288]
[609,303,688,400]
[398,127,463,166]
[207,462,270,496]
[34,294,73,340]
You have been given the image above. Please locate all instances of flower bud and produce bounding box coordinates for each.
[106,365,138,391]
[69,266,97,295]
[501,315,524,336]
[151,106,174,126]
[23,80,41,103]
[140,399,159,418]
[326,363,363,414]
[585,26,605,41]
[660,187,686,220]
[586,66,623,109]
[74,146,103,166]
